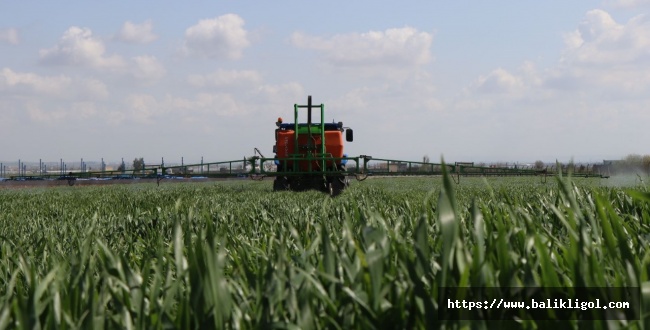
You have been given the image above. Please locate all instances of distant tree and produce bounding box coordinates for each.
[619,154,650,175]
[422,155,430,163]
[623,154,643,165]
[534,160,544,170]
[578,164,586,173]
[117,163,126,172]
[133,158,145,172]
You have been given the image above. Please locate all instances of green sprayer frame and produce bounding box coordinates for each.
[289,98,328,174]
[8,155,607,182]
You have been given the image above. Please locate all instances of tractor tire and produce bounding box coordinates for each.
[329,177,346,197]
[289,177,303,191]
[273,177,289,191]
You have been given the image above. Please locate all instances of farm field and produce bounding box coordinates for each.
[1,174,650,329]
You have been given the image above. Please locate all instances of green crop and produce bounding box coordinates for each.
[0,174,649,329]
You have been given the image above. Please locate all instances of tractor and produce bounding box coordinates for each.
[272,96,353,196]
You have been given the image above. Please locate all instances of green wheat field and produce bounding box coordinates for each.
[1,172,650,329]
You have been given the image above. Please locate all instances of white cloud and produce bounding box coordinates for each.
[330,88,371,111]
[39,26,125,70]
[188,93,241,116]
[0,68,71,95]
[124,92,245,124]
[182,14,250,59]
[187,69,262,87]
[27,103,68,122]
[132,55,166,81]
[71,102,98,119]
[80,79,110,100]
[26,102,99,122]
[473,68,525,94]
[290,27,433,68]
[0,68,109,101]
[0,28,19,44]
[329,74,442,119]
[550,10,650,95]
[468,10,650,98]
[166,92,242,117]
[126,93,159,123]
[562,30,584,50]
[562,10,650,65]
[105,110,127,125]
[255,82,304,104]
[115,20,157,44]
[577,9,620,43]
[0,70,109,125]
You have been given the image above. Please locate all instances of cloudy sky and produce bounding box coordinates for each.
[1,1,649,165]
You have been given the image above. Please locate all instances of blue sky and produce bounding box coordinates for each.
[1,1,649,165]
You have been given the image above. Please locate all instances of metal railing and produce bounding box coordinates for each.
[3,156,608,182]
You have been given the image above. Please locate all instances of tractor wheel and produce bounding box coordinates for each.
[273,177,289,191]
[289,177,302,191]
[329,177,345,197]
